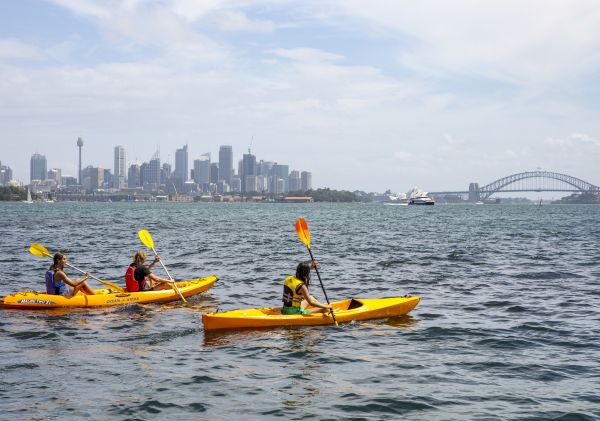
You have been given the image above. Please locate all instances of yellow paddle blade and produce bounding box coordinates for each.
[295,218,310,249]
[138,229,154,249]
[29,243,52,258]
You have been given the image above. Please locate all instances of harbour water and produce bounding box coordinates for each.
[1,202,599,420]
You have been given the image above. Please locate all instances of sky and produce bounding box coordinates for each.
[1,0,600,193]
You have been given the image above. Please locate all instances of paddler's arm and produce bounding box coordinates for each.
[56,270,90,288]
[147,272,171,285]
[148,256,160,269]
[299,285,331,310]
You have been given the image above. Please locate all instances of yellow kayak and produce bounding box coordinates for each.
[202,295,420,330]
[0,276,217,309]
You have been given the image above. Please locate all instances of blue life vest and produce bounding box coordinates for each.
[45,270,67,295]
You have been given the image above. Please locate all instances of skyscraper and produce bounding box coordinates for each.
[193,153,211,184]
[77,137,83,185]
[47,168,62,185]
[301,171,312,191]
[218,145,233,187]
[0,162,13,186]
[272,164,289,192]
[114,145,127,189]
[30,153,47,182]
[241,152,256,193]
[210,163,219,184]
[289,170,301,192]
[128,164,140,188]
[146,150,161,189]
[174,144,188,181]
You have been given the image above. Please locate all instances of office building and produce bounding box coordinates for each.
[0,162,13,185]
[30,153,47,182]
[114,146,127,189]
[161,163,171,184]
[241,152,256,193]
[230,177,240,192]
[128,164,140,188]
[139,162,149,186]
[272,164,289,192]
[82,166,104,191]
[301,171,313,191]
[103,169,113,188]
[61,176,77,186]
[245,175,258,193]
[47,168,62,185]
[175,144,188,181]
[146,151,161,189]
[257,160,275,176]
[289,170,301,192]
[218,145,233,186]
[257,175,268,193]
[193,153,211,184]
[210,163,219,184]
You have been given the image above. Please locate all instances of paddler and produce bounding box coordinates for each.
[125,250,171,292]
[282,261,332,314]
[45,253,95,296]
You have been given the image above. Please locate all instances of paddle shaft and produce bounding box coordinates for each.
[149,246,187,302]
[306,247,338,326]
[63,262,122,292]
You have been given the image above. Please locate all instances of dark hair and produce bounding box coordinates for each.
[50,252,64,270]
[295,262,312,286]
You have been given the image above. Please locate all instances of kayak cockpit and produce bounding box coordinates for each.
[259,299,365,316]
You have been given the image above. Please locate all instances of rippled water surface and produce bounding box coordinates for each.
[1,202,599,420]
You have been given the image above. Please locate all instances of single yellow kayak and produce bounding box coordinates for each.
[0,276,217,309]
[202,295,420,330]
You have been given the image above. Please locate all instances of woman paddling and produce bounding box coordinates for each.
[125,250,170,292]
[45,253,95,296]
[282,261,332,314]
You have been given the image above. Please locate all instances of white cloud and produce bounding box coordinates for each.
[270,48,343,63]
[216,10,275,32]
[327,0,600,86]
[0,39,43,60]
[545,133,600,149]
[48,0,111,18]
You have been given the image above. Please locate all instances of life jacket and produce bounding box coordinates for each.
[125,265,147,292]
[282,276,305,307]
[45,269,67,295]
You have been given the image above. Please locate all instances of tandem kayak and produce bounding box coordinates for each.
[0,276,218,309]
[202,295,420,330]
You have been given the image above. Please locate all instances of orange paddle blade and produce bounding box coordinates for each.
[295,218,310,248]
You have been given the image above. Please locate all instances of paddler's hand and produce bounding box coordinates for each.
[310,260,318,270]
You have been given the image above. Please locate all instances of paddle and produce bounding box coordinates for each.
[29,243,125,293]
[294,218,338,326]
[137,229,187,303]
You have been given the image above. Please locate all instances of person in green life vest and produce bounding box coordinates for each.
[282,261,332,315]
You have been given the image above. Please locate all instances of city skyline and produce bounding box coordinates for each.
[1,2,599,191]
[10,141,313,195]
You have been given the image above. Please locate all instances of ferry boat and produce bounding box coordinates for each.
[406,187,435,205]
[408,195,434,205]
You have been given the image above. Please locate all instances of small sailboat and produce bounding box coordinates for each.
[23,188,33,204]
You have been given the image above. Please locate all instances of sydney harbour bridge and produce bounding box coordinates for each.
[429,171,600,201]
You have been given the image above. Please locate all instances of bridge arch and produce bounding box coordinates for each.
[479,171,600,199]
